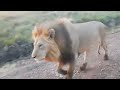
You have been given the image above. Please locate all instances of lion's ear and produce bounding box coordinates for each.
[48,29,55,39]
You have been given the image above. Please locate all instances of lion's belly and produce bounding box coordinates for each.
[78,33,100,54]
[70,29,100,54]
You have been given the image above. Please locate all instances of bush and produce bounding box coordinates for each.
[1,11,120,49]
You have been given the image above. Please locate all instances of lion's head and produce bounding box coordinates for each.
[31,18,73,63]
[31,23,61,63]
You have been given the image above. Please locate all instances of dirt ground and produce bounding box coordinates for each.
[0,32,120,79]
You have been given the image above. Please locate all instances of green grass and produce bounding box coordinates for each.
[0,11,120,49]
[70,11,120,23]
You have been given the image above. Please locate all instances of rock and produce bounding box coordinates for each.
[0,40,33,65]
[108,19,116,27]
[3,46,8,51]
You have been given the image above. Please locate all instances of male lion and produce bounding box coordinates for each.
[31,18,109,79]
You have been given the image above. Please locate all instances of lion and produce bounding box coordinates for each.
[31,18,109,79]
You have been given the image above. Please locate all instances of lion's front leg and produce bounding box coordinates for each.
[65,62,74,79]
[57,62,67,75]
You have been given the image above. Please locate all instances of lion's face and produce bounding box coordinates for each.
[31,26,60,62]
[32,37,49,62]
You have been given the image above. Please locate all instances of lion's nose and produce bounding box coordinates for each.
[32,55,36,58]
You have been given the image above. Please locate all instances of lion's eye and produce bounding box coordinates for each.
[39,44,43,48]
